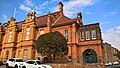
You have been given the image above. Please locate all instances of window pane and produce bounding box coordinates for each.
[23,49,28,61]
[9,35,12,38]
[6,51,9,60]
[40,29,44,35]
[25,36,29,40]
[18,50,20,58]
[86,31,90,40]
[64,30,68,41]
[25,27,30,40]
[91,30,96,39]
[9,31,12,34]
[80,32,84,41]
[26,32,29,35]
[8,30,12,42]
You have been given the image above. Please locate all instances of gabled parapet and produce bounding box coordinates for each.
[9,17,16,27]
[25,10,36,23]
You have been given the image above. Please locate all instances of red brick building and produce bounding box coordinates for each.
[0,2,105,68]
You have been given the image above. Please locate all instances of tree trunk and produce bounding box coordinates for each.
[53,54,55,63]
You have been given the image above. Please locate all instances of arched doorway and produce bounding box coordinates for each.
[83,49,98,63]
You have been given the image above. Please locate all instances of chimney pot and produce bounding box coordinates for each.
[59,2,64,12]
[77,12,82,18]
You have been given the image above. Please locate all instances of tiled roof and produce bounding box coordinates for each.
[16,11,78,28]
[53,16,71,25]
[35,11,60,26]
[35,15,48,26]
[53,16,78,26]
[16,20,24,29]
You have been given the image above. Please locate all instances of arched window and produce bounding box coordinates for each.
[83,49,98,63]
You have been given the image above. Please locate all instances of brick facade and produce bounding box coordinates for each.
[0,2,105,68]
[103,43,119,63]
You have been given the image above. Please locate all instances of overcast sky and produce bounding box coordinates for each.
[0,0,120,50]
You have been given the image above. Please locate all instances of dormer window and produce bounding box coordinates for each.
[25,26,30,40]
[8,30,12,42]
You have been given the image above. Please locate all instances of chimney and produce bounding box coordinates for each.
[47,12,52,32]
[77,12,82,19]
[0,22,2,25]
[59,2,64,16]
[77,12,83,25]
[0,22,2,28]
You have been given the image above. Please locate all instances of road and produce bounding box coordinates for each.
[0,65,5,68]
[0,65,6,68]
[106,64,120,68]
[0,64,120,68]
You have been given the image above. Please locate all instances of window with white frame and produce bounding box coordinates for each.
[91,30,96,39]
[80,31,84,41]
[23,49,28,61]
[8,30,12,42]
[64,30,68,41]
[86,31,90,40]
[6,50,9,60]
[40,29,44,35]
[18,50,20,58]
[25,26,30,40]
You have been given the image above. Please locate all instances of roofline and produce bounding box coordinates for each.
[16,20,25,23]
[82,23,99,27]
[52,21,79,28]
[37,24,47,28]
[35,11,59,19]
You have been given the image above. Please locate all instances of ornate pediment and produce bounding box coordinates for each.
[25,10,36,23]
[25,13,33,22]
[9,17,16,26]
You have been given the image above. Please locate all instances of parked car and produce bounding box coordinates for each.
[22,60,52,68]
[113,61,119,65]
[0,61,3,66]
[105,62,112,66]
[6,58,24,68]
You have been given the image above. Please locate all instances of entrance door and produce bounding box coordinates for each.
[83,49,98,63]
